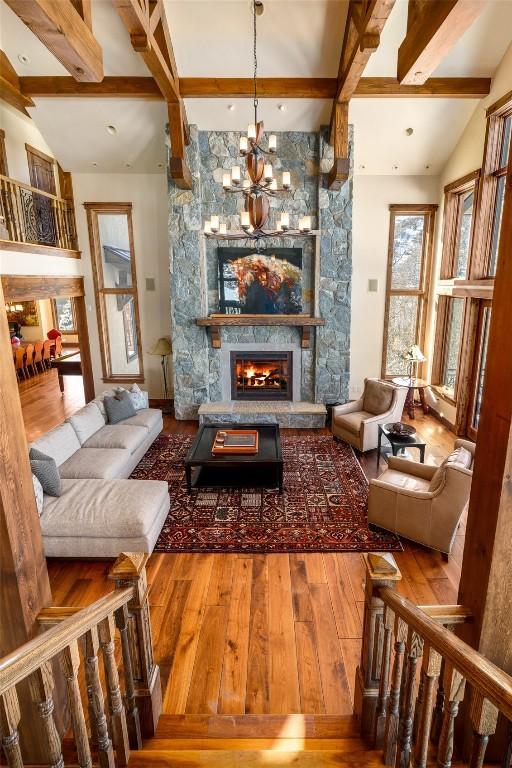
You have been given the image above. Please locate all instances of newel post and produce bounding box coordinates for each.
[354,552,401,742]
[109,553,162,738]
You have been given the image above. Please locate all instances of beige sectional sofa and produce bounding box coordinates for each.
[31,398,169,559]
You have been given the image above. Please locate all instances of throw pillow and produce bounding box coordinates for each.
[363,379,394,415]
[32,473,44,516]
[29,447,62,497]
[114,384,148,411]
[104,390,137,424]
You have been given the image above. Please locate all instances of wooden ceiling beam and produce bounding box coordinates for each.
[398,0,487,85]
[3,0,103,82]
[19,75,492,100]
[0,51,35,116]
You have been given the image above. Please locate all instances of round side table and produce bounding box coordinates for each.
[392,377,430,420]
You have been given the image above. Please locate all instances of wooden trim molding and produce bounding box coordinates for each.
[443,168,481,194]
[486,88,512,117]
[0,239,81,259]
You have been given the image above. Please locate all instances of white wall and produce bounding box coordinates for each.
[72,173,171,398]
[0,102,59,190]
[350,174,441,398]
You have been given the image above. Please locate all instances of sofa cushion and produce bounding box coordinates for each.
[363,380,394,415]
[31,422,81,467]
[83,425,148,454]
[117,408,162,432]
[105,391,137,425]
[41,478,169,540]
[67,402,105,445]
[379,468,431,493]
[59,448,132,480]
[334,410,373,435]
[29,447,62,497]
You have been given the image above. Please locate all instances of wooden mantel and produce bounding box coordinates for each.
[195,314,325,349]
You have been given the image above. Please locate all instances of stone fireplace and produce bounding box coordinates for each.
[168,125,353,422]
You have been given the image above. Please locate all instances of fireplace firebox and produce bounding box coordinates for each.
[231,351,293,401]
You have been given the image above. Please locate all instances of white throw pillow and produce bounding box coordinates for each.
[67,402,105,445]
[32,473,44,516]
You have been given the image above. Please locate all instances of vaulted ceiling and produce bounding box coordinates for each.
[1,0,511,175]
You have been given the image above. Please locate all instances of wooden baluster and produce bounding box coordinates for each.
[396,629,424,768]
[0,687,23,768]
[374,605,394,747]
[109,552,163,738]
[414,644,442,768]
[354,553,402,742]
[59,641,93,768]
[468,692,498,768]
[437,663,465,768]
[82,626,115,768]
[27,662,64,768]
[383,616,408,766]
[431,657,446,744]
[98,614,130,766]
[115,603,142,749]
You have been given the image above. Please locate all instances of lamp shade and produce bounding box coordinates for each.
[402,344,426,363]
[148,337,172,356]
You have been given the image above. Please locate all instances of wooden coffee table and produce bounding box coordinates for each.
[185,423,283,493]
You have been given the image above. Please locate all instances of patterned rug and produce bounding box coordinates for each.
[131,433,402,554]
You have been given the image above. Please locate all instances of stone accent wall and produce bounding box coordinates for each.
[168,126,352,420]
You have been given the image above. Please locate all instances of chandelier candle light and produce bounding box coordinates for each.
[203,0,313,241]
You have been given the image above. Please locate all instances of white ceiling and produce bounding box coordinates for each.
[1,0,511,175]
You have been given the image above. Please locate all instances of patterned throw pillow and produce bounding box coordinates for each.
[114,384,148,411]
[32,473,44,516]
[104,390,137,424]
[29,447,62,497]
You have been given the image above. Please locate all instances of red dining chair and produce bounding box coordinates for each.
[33,341,44,373]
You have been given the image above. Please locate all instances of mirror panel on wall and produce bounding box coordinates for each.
[85,203,144,382]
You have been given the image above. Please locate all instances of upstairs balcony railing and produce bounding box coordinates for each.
[0,174,78,252]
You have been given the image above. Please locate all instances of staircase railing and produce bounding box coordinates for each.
[356,553,512,768]
[0,173,78,251]
[0,552,161,766]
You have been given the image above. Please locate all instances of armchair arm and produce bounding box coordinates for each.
[386,456,438,480]
[369,477,434,500]
[332,398,363,416]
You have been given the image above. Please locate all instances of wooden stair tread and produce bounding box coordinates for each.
[141,737,366,751]
[127,748,384,767]
[153,713,359,739]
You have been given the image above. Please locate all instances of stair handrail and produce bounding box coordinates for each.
[0,552,162,767]
[355,552,512,768]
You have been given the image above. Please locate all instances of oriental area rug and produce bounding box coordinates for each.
[131,433,402,554]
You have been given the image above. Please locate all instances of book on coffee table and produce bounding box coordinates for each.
[212,429,259,455]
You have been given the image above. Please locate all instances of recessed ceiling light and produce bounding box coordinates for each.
[359,164,366,170]
[125,163,131,168]
[106,125,117,135]
[157,162,164,168]
[92,162,98,167]
[18,54,30,65]
[392,164,399,170]
[278,104,285,112]
[425,164,431,170]
[405,127,414,136]
[228,104,235,111]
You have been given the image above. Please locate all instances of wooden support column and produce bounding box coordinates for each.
[0,280,56,761]
[327,101,350,190]
[456,153,512,756]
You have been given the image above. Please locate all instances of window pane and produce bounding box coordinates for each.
[472,307,491,430]
[489,174,505,276]
[104,293,140,375]
[54,297,75,332]
[97,213,133,289]
[500,114,511,168]
[441,298,464,394]
[390,215,425,289]
[385,294,419,375]
[455,189,474,278]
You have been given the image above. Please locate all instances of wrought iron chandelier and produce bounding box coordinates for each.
[203,0,312,241]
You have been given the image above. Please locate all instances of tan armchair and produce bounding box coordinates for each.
[331,378,408,452]
[368,439,475,555]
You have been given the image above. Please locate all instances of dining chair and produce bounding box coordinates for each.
[24,344,35,377]
[54,336,63,358]
[33,341,45,373]
[42,340,53,370]
[14,347,26,380]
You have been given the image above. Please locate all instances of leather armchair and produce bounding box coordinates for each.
[367,439,475,554]
[331,378,408,452]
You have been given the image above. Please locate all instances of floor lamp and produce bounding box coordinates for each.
[148,337,173,414]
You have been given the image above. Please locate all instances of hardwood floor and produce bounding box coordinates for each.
[20,378,464,716]
[19,367,85,442]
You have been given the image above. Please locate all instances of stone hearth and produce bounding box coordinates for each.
[198,401,327,428]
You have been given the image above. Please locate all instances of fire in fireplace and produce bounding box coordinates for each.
[231,351,293,401]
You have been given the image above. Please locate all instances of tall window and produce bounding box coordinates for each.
[440,171,479,280]
[52,297,76,334]
[432,296,465,400]
[467,302,491,440]
[381,205,437,378]
[85,203,144,382]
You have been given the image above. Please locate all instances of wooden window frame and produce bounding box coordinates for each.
[430,295,469,406]
[25,143,57,195]
[51,297,77,335]
[466,299,491,441]
[84,202,144,384]
[0,129,8,177]
[440,169,480,280]
[381,204,437,380]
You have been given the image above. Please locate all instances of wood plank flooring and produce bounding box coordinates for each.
[20,375,465,716]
